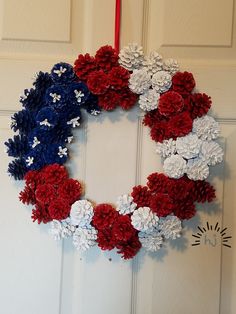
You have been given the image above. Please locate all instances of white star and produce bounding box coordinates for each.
[32,137,40,148]
[67,136,73,143]
[67,117,80,128]
[58,146,68,158]
[74,90,85,103]
[90,109,100,116]
[49,92,61,103]
[40,119,52,127]
[26,156,34,166]
[53,66,67,77]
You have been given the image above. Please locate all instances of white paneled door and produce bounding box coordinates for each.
[0,1,236,314]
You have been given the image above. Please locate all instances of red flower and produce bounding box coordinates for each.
[173,200,196,220]
[118,88,137,110]
[168,111,193,138]
[150,193,173,217]
[95,45,119,71]
[87,70,110,95]
[147,172,171,193]
[48,198,71,220]
[188,93,212,119]
[172,71,195,97]
[74,53,97,81]
[131,185,151,207]
[143,109,168,128]
[24,170,43,188]
[31,204,52,224]
[98,89,120,110]
[57,178,82,204]
[35,183,56,204]
[116,234,141,259]
[167,176,194,202]
[108,66,130,90]
[112,215,136,241]
[150,121,171,143]
[41,164,68,185]
[92,204,118,229]
[158,91,184,117]
[19,186,36,205]
[97,228,116,250]
[193,180,216,203]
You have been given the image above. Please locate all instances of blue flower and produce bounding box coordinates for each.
[50,62,75,84]
[33,71,53,92]
[7,158,27,180]
[20,88,45,113]
[43,143,68,165]
[5,135,29,158]
[66,82,90,106]
[24,145,46,170]
[45,85,67,108]
[83,93,101,115]
[11,109,36,135]
[36,107,58,130]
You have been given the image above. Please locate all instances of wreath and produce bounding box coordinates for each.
[5,43,223,259]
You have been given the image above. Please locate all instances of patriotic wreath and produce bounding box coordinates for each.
[5,44,223,259]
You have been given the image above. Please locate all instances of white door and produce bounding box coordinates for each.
[1,1,236,313]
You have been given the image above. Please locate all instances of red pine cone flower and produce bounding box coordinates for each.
[158,91,184,117]
[41,164,68,185]
[98,89,120,110]
[143,109,168,128]
[108,66,130,90]
[167,176,194,202]
[87,70,110,95]
[92,204,118,229]
[173,200,196,220]
[74,53,97,81]
[95,45,119,71]
[150,121,171,143]
[48,198,71,220]
[24,170,43,188]
[189,93,212,119]
[112,215,136,241]
[31,204,52,224]
[19,186,36,205]
[147,172,171,193]
[116,235,141,259]
[150,193,173,217]
[97,228,116,251]
[168,111,193,138]
[57,178,82,204]
[193,180,216,203]
[172,71,195,97]
[131,185,151,207]
[118,87,137,110]
[35,183,56,204]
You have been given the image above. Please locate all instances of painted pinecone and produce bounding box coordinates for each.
[186,158,209,180]
[139,231,163,252]
[116,194,137,215]
[72,226,97,251]
[200,141,224,166]
[158,215,182,240]
[163,154,187,179]
[151,70,172,93]
[156,138,176,158]
[49,219,76,241]
[131,207,159,231]
[129,69,152,94]
[163,58,179,75]
[176,133,202,159]
[7,158,27,180]
[143,51,163,75]
[193,181,216,203]
[138,89,160,111]
[70,200,94,227]
[192,115,220,141]
[118,43,144,71]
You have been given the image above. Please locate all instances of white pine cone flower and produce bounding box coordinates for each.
[152,70,172,93]
[138,89,160,111]
[49,219,75,241]
[158,215,182,240]
[200,141,224,166]
[129,69,152,94]
[70,200,94,227]
[163,58,179,75]
[186,158,209,180]
[118,43,144,71]
[116,194,137,215]
[142,51,163,75]
[192,115,220,141]
[131,207,159,232]
[176,133,202,159]
[156,138,176,158]
[163,154,187,178]
[139,231,163,252]
[72,226,97,252]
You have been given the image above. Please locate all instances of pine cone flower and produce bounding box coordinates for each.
[116,194,137,215]
[131,207,159,231]
[151,70,172,93]
[186,158,209,181]
[192,115,220,141]
[200,141,223,166]
[176,133,202,159]
[70,200,94,227]
[156,138,176,158]
[143,51,163,75]
[139,231,163,252]
[163,58,179,75]
[163,154,187,179]
[138,89,160,111]
[129,69,152,94]
[119,43,144,71]
[73,226,97,251]
[158,215,182,239]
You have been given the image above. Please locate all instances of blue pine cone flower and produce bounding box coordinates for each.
[5,135,29,158]
[50,62,75,84]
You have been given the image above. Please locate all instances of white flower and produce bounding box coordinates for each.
[158,215,182,240]
[32,136,40,148]
[70,200,94,227]
[116,194,137,215]
[156,138,176,158]
[139,89,160,111]
[58,146,68,158]
[49,92,61,103]
[192,115,220,141]
[53,66,67,77]
[142,51,163,75]
[163,58,179,75]
[40,119,52,127]
[163,154,187,178]
[151,70,172,93]
[26,156,34,166]
[49,219,75,241]
[131,207,159,232]
[67,116,80,128]
[129,69,152,94]
[186,158,209,180]
[200,141,224,166]
[74,90,85,103]
[73,226,97,251]
[176,133,202,159]
[119,43,144,71]
[139,231,163,252]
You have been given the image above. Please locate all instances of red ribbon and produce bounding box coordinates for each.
[114,0,121,53]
